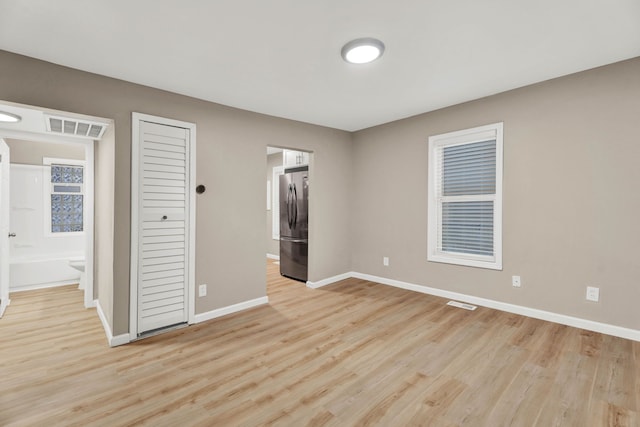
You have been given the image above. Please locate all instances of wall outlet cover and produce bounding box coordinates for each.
[512,275,521,287]
[586,286,599,302]
[199,284,207,297]
[383,257,389,266]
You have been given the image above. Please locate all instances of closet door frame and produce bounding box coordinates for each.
[129,112,196,340]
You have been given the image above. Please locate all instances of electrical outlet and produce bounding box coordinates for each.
[512,275,521,288]
[586,286,599,302]
[383,257,389,266]
[199,284,207,297]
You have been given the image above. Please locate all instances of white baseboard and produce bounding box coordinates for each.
[194,296,269,324]
[10,281,80,292]
[305,271,640,342]
[0,298,10,317]
[266,253,280,260]
[96,300,130,347]
[110,333,131,347]
[350,272,640,342]
[306,272,352,289]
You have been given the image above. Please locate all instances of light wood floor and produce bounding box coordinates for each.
[1,260,639,426]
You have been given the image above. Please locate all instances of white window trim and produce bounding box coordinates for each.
[42,157,86,238]
[427,122,503,270]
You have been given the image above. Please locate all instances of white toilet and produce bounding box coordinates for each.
[68,256,86,290]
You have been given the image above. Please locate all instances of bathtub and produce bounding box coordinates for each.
[10,254,82,291]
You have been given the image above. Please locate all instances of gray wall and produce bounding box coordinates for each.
[6,139,85,165]
[2,48,638,335]
[351,57,640,331]
[0,50,352,335]
[266,152,282,257]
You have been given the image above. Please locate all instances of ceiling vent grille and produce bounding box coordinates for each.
[45,115,107,139]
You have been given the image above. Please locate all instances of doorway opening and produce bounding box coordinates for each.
[0,100,112,318]
[265,146,312,288]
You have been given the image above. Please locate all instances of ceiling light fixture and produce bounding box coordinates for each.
[0,111,22,123]
[341,38,385,64]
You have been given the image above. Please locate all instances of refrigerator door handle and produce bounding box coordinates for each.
[287,184,293,229]
[293,183,298,228]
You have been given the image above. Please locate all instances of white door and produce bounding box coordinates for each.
[0,139,10,317]
[131,116,195,335]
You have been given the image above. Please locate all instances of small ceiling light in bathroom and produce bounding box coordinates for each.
[0,111,21,123]
[341,38,385,64]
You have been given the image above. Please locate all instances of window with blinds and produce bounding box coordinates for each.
[427,123,503,270]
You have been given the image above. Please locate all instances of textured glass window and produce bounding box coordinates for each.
[50,165,83,233]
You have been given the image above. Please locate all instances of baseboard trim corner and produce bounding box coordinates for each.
[110,333,131,347]
[96,300,130,347]
[306,272,353,289]
[0,298,10,317]
[350,272,640,342]
[194,296,269,324]
[266,253,280,260]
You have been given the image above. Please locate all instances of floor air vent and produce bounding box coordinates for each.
[446,300,477,311]
[45,115,107,139]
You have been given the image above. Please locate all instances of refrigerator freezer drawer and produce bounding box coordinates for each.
[280,239,308,282]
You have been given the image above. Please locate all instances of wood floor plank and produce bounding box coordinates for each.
[1,260,638,426]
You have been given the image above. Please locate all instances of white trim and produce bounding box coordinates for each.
[96,300,130,347]
[188,123,197,326]
[9,254,83,263]
[110,333,131,347]
[194,296,269,324]
[129,115,140,340]
[266,253,280,260]
[130,113,197,338]
[11,281,82,292]
[0,297,9,317]
[0,139,10,315]
[306,272,352,289]
[83,144,95,309]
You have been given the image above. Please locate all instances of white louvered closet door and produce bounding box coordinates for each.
[137,121,190,334]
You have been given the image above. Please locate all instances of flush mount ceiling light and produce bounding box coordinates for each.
[341,38,385,64]
[0,111,21,123]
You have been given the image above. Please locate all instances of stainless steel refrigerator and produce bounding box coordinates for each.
[279,166,308,282]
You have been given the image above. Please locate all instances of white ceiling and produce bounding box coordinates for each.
[1,1,639,131]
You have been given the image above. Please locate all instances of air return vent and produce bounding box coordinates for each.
[45,115,107,139]
[446,301,477,311]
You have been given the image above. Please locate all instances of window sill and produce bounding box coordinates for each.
[428,253,502,271]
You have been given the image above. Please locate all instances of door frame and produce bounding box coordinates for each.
[129,112,196,340]
[0,129,96,309]
[0,139,10,316]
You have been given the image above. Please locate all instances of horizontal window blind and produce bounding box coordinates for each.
[437,139,496,257]
[442,140,496,196]
[441,200,494,255]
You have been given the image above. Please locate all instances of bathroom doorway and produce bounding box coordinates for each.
[0,101,108,314]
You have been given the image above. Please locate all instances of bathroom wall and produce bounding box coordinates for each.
[7,139,85,289]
